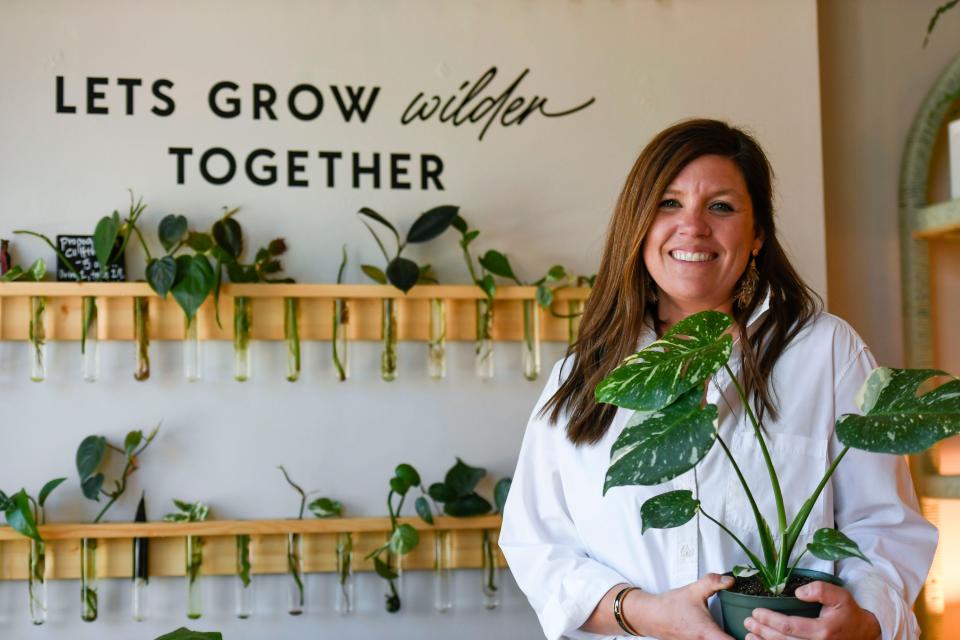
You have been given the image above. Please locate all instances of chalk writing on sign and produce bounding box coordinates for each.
[56,235,125,281]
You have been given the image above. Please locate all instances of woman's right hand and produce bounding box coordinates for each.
[628,573,734,639]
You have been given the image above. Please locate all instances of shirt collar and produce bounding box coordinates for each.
[638,286,772,346]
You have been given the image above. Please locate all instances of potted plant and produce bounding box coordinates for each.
[76,426,159,621]
[358,205,459,381]
[163,500,210,620]
[366,463,435,612]
[0,478,66,625]
[596,310,960,638]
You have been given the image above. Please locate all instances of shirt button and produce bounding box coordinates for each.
[680,544,694,559]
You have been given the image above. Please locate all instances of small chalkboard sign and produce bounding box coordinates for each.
[56,235,126,282]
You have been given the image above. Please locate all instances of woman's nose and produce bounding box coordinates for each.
[676,207,711,236]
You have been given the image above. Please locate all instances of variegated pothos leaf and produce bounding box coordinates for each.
[595,311,733,411]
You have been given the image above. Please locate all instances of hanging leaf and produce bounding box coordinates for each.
[445,458,486,497]
[158,214,188,252]
[837,368,960,454]
[595,310,733,412]
[639,489,700,533]
[212,217,243,259]
[406,205,459,244]
[361,264,387,284]
[604,386,718,493]
[479,274,496,300]
[93,213,120,277]
[38,478,66,508]
[5,489,42,542]
[428,482,456,503]
[358,207,400,245]
[373,555,398,580]
[146,256,177,298]
[171,254,214,321]
[395,464,421,487]
[386,256,420,293]
[388,523,419,555]
[451,215,469,234]
[76,435,107,479]
[479,250,519,283]
[415,496,434,525]
[81,474,104,501]
[807,528,872,564]
[389,477,410,496]
[535,284,553,309]
[186,232,214,253]
[443,493,492,517]
[494,477,512,514]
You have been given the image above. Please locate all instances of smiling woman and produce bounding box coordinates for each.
[499,119,936,640]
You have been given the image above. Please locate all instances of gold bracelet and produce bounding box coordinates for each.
[613,586,641,636]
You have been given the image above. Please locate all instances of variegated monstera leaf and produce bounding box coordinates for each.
[595,311,733,411]
[837,368,960,454]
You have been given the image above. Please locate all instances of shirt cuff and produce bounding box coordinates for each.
[540,560,629,640]
[846,572,920,640]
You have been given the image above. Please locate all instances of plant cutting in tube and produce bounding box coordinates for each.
[163,500,210,620]
[332,245,350,381]
[366,463,436,612]
[0,478,66,625]
[0,257,49,380]
[596,310,960,597]
[308,496,350,614]
[76,425,159,621]
[358,204,459,381]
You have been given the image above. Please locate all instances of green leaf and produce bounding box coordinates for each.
[146,256,177,298]
[154,627,223,640]
[837,368,960,454]
[38,477,66,507]
[417,263,437,285]
[158,214,188,252]
[479,274,496,299]
[81,474,104,501]
[451,214,468,234]
[0,265,24,282]
[76,435,107,479]
[406,205,459,244]
[494,478,511,515]
[268,238,287,256]
[386,256,420,293]
[373,555,398,580]
[428,482,456,503]
[445,458,486,497]
[443,493,492,517]
[389,477,410,496]
[535,284,553,309]
[462,230,480,247]
[395,464,421,487]
[595,310,733,412]
[388,523,419,555]
[415,496,434,525]
[6,489,42,542]
[362,264,387,284]
[171,254,214,320]
[807,528,872,564]
[212,217,243,259]
[124,431,143,456]
[27,258,46,282]
[639,489,700,533]
[604,387,718,493]
[733,565,759,577]
[186,232,214,253]
[308,497,343,518]
[545,265,566,281]
[173,499,193,512]
[479,250,519,283]
[93,214,120,275]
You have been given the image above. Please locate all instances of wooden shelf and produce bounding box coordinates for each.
[0,516,505,580]
[0,283,589,342]
[912,200,960,239]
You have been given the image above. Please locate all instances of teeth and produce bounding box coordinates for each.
[670,250,715,262]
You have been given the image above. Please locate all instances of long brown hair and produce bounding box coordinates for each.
[542,119,821,445]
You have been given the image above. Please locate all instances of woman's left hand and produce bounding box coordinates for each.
[743,581,881,640]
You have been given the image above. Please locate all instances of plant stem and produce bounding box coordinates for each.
[715,434,777,568]
[699,507,770,585]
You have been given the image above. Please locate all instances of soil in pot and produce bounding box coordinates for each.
[729,573,817,597]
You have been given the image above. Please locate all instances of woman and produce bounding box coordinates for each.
[499,119,936,640]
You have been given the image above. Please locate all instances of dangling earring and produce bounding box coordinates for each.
[735,249,760,309]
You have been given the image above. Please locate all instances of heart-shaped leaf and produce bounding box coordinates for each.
[807,528,871,564]
[124,430,143,456]
[639,489,700,533]
[76,435,107,479]
[596,310,733,412]
[171,254,214,321]
[373,555,398,580]
[158,214,188,252]
[361,264,387,285]
[81,474,104,501]
[5,489,42,542]
[479,250,519,283]
[395,464,421,487]
[27,258,46,282]
[604,386,718,493]
[213,217,243,259]
[268,238,287,256]
[406,205,459,244]
[186,232,213,253]
[479,274,496,300]
[445,458,486,497]
[388,523,419,555]
[389,477,410,496]
[146,256,177,298]
[386,256,420,293]
[428,482,456,503]
[415,496,434,525]
[309,497,343,518]
[443,493,492,517]
[837,368,960,454]
[494,477,511,514]
[38,477,66,507]
[93,214,119,277]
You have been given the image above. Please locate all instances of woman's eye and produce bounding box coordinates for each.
[659,198,681,208]
[710,201,734,213]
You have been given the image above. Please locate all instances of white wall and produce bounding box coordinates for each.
[0,1,824,638]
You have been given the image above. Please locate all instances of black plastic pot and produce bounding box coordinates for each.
[717,568,842,640]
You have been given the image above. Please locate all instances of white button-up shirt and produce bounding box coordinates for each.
[500,305,937,640]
